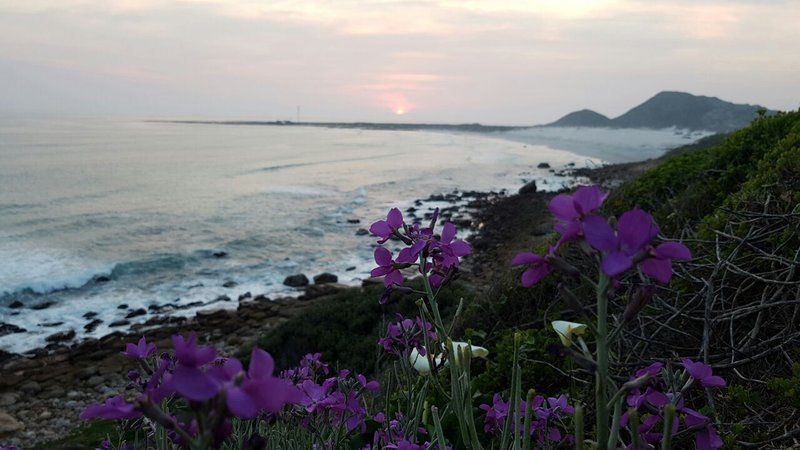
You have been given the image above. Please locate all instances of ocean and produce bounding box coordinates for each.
[0,117,698,353]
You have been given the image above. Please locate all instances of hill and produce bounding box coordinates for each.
[548,91,771,132]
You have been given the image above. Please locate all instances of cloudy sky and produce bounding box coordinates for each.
[0,0,797,123]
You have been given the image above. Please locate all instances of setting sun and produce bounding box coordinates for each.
[394,107,406,115]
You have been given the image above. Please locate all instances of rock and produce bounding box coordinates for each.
[537,162,551,169]
[19,381,41,394]
[125,308,147,319]
[82,311,98,319]
[45,387,66,399]
[39,322,63,327]
[303,283,340,300]
[222,280,237,288]
[8,301,23,309]
[214,295,231,302]
[86,375,104,387]
[109,320,130,327]
[117,303,128,309]
[355,228,369,236]
[346,266,356,271]
[313,273,338,284]
[66,391,80,399]
[39,410,52,419]
[0,323,26,337]
[519,180,537,195]
[45,329,75,343]
[283,274,309,287]
[94,275,111,283]
[0,411,23,435]
[253,294,270,302]
[31,301,55,310]
[347,218,360,224]
[0,393,17,407]
[212,251,228,258]
[238,292,252,301]
[84,319,103,332]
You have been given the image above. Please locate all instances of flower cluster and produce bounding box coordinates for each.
[378,314,438,358]
[479,392,575,445]
[81,334,300,448]
[621,360,726,450]
[283,354,380,436]
[513,186,691,287]
[369,207,471,291]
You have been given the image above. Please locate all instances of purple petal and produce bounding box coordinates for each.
[548,194,578,221]
[387,208,404,229]
[701,376,726,388]
[521,265,551,287]
[441,222,456,243]
[682,359,712,380]
[226,386,258,419]
[369,220,391,237]
[249,348,275,379]
[511,252,544,267]
[645,389,669,407]
[683,408,709,428]
[641,257,673,284]
[601,252,633,277]
[370,266,392,277]
[172,366,220,401]
[374,247,392,266]
[384,270,403,287]
[572,186,606,216]
[449,240,472,257]
[617,207,659,254]
[696,425,723,450]
[582,215,617,252]
[654,242,692,260]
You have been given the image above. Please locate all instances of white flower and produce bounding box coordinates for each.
[551,320,588,347]
[408,341,489,375]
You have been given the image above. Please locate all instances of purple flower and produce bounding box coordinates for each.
[549,186,607,244]
[165,334,221,401]
[511,251,553,287]
[434,222,472,269]
[695,424,724,450]
[371,247,412,287]
[583,207,691,282]
[121,336,157,360]
[81,395,141,421]
[357,374,380,392]
[223,348,300,419]
[378,315,436,357]
[682,359,727,388]
[370,208,405,244]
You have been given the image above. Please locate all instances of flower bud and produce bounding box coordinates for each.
[546,254,580,277]
[623,285,656,322]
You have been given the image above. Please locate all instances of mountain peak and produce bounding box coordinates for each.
[546,91,770,133]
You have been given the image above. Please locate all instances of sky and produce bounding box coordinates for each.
[0,0,798,124]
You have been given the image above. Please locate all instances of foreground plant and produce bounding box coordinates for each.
[513,186,721,449]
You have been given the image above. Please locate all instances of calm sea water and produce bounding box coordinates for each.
[0,117,690,353]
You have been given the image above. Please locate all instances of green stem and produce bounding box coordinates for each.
[661,404,676,450]
[607,397,623,449]
[629,409,641,450]
[522,390,535,450]
[595,274,611,450]
[574,404,585,450]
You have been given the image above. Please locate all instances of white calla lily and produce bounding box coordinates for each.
[552,320,588,347]
[408,341,489,375]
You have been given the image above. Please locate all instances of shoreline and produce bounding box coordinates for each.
[0,159,628,447]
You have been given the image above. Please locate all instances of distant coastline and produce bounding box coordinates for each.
[147,119,524,133]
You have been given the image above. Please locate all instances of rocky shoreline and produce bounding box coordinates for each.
[0,161,609,448]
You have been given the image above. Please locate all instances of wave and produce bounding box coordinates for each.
[0,244,115,297]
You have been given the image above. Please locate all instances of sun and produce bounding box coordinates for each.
[394,107,406,115]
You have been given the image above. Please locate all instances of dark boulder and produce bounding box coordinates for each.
[125,308,147,319]
[109,320,130,327]
[31,301,55,310]
[0,323,26,337]
[303,283,340,300]
[45,329,76,343]
[84,319,103,332]
[222,280,238,288]
[313,273,338,284]
[94,275,111,283]
[238,292,252,301]
[355,228,369,236]
[83,311,98,319]
[537,162,551,169]
[117,304,128,310]
[283,274,309,287]
[519,180,537,195]
[347,218,360,224]
[212,251,228,258]
[8,301,23,309]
